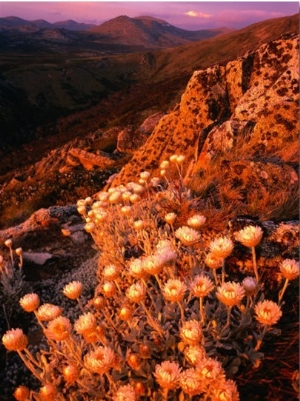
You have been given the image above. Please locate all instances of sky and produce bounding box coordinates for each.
[0,1,298,30]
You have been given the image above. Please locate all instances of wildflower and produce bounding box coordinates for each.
[102,281,117,297]
[133,220,144,230]
[154,361,182,390]
[36,304,62,321]
[156,240,177,264]
[187,214,206,229]
[130,194,141,204]
[165,212,177,224]
[280,259,299,280]
[254,300,282,326]
[160,160,170,169]
[122,191,133,202]
[98,191,109,202]
[132,183,144,195]
[39,384,57,401]
[128,258,146,279]
[163,279,187,302]
[93,296,106,310]
[2,328,28,351]
[127,353,142,370]
[126,282,146,303]
[108,190,122,204]
[179,368,204,396]
[150,177,161,187]
[180,320,203,345]
[102,264,120,281]
[142,254,163,276]
[184,345,206,366]
[205,253,223,269]
[84,346,115,375]
[121,205,132,215]
[242,276,258,296]
[45,316,72,341]
[196,357,224,381]
[84,222,95,233]
[211,379,240,401]
[176,154,185,164]
[119,306,133,321]
[114,384,136,401]
[216,282,245,307]
[13,385,30,401]
[15,247,23,256]
[63,281,83,300]
[209,237,234,259]
[235,225,263,247]
[190,275,214,298]
[63,364,80,384]
[4,239,12,248]
[140,171,151,181]
[175,226,201,246]
[19,293,40,312]
[74,312,97,336]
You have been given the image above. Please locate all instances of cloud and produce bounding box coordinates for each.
[185,11,212,19]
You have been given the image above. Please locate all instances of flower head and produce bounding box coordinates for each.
[216,282,245,307]
[36,304,62,322]
[2,328,28,351]
[126,282,146,303]
[187,214,206,229]
[45,316,72,341]
[63,365,80,384]
[175,226,201,246]
[154,361,182,390]
[235,225,263,248]
[84,346,115,375]
[179,368,205,396]
[142,254,163,276]
[184,345,206,366]
[19,293,40,312]
[128,258,146,279]
[209,237,234,259]
[190,275,214,298]
[163,279,187,302]
[102,264,120,281]
[74,312,97,336]
[254,300,282,326]
[39,384,57,401]
[13,385,30,401]
[242,276,258,296]
[280,259,299,280]
[102,281,117,297]
[165,213,177,225]
[180,320,203,346]
[211,379,240,401]
[196,357,224,381]
[63,281,83,300]
[205,253,223,270]
[114,384,136,401]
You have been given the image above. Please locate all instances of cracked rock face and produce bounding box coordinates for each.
[111,34,299,216]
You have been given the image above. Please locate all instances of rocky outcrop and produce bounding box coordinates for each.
[110,34,299,220]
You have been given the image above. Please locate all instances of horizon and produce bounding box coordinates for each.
[0,1,298,31]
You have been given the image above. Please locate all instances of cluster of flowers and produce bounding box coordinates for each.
[1,154,299,400]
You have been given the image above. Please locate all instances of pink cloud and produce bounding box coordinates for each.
[185,11,212,19]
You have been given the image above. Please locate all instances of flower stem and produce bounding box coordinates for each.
[140,301,164,338]
[221,259,226,284]
[278,278,289,305]
[199,297,205,324]
[177,301,185,324]
[17,350,42,382]
[251,246,259,282]
[255,325,268,351]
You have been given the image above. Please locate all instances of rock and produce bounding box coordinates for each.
[110,34,299,221]
[67,148,116,170]
[23,251,53,265]
[116,126,148,154]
